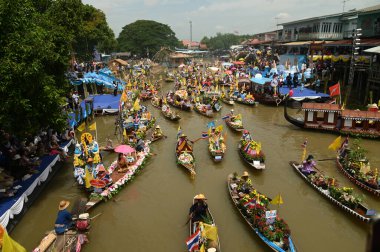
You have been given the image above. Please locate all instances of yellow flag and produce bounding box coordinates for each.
[215,85,219,92]
[271,194,284,205]
[199,244,206,252]
[120,91,127,102]
[89,122,96,131]
[133,98,140,111]
[328,136,342,151]
[215,125,223,133]
[84,167,93,189]
[202,223,218,241]
[1,225,26,252]
[77,122,86,132]
[341,103,345,110]
[163,97,167,104]
[301,147,307,162]
[123,128,127,137]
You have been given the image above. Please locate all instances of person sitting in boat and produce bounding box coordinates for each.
[242,130,252,142]
[117,153,128,173]
[240,171,252,194]
[153,125,163,138]
[177,134,193,153]
[54,200,73,235]
[136,138,145,152]
[96,164,111,185]
[301,155,317,176]
[189,194,208,223]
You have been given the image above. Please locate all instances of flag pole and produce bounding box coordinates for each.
[339,82,342,106]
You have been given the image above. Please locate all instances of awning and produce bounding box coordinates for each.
[325,38,380,47]
[364,46,380,54]
[282,41,312,46]
[250,77,272,85]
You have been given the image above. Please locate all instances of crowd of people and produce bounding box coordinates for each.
[0,128,74,199]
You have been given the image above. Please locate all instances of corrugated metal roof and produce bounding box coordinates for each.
[364,46,380,54]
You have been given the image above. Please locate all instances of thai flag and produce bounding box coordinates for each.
[243,198,256,209]
[244,143,250,152]
[201,132,209,138]
[222,115,230,120]
[186,229,200,251]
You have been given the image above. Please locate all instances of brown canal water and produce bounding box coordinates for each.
[12,84,380,252]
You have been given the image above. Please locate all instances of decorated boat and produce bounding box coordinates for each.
[337,139,380,197]
[161,104,181,121]
[194,103,214,118]
[34,198,90,252]
[176,133,196,176]
[150,125,166,142]
[208,127,226,162]
[235,93,257,106]
[227,173,296,252]
[238,130,265,169]
[284,97,380,140]
[151,96,162,109]
[290,161,374,222]
[72,133,151,209]
[221,95,235,105]
[187,195,221,252]
[140,90,153,100]
[224,112,244,132]
[167,90,193,111]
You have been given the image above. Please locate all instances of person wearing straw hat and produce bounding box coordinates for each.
[153,125,163,138]
[54,200,73,234]
[189,194,208,223]
[240,171,252,194]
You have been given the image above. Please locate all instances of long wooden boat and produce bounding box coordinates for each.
[161,105,181,121]
[194,103,214,118]
[189,197,221,252]
[254,93,284,106]
[227,174,296,252]
[151,97,162,109]
[84,142,151,210]
[167,99,193,111]
[34,198,90,252]
[283,96,380,140]
[140,90,153,101]
[238,143,265,170]
[336,152,380,197]
[290,161,372,222]
[221,97,234,105]
[235,98,257,106]
[224,115,244,132]
[176,136,196,176]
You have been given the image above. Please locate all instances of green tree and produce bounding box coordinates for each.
[0,0,68,136]
[202,33,252,50]
[117,20,180,57]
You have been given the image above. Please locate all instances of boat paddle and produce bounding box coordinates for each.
[317,158,336,161]
[90,213,102,220]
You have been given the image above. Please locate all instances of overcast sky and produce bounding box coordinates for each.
[82,0,379,41]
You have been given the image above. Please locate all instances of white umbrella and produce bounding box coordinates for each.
[208,67,220,72]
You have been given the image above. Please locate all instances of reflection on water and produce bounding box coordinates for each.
[12,86,379,252]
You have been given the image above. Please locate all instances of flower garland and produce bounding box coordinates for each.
[90,143,151,201]
[232,176,291,250]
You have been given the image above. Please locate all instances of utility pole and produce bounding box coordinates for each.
[342,0,350,13]
[189,21,192,49]
[344,28,362,105]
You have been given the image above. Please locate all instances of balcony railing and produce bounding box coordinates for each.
[298,32,343,40]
